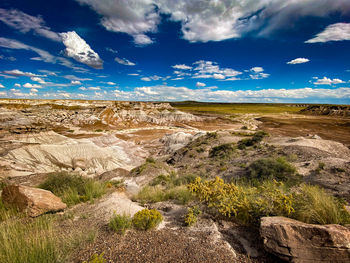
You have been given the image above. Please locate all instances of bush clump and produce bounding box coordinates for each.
[248,157,296,182]
[237,131,268,149]
[132,209,163,230]
[109,214,132,235]
[184,206,201,226]
[188,177,350,226]
[39,173,106,206]
[209,143,236,159]
[293,184,350,225]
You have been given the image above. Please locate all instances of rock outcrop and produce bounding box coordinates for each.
[300,105,350,117]
[260,216,350,263]
[2,185,67,217]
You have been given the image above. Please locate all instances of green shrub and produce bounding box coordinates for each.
[39,173,106,206]
[293,184,350,225]
[237,131,268,149]
[248,157,296,182]
[209,143,235,159]
[184,206,201,226]
[109,214,132,235]
[83,253,106,263]
[132,209,163,230]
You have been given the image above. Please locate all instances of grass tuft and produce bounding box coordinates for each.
[109,213,132,235]
[39,173,106,206]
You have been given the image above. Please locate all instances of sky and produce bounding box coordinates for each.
[0,0,350,104]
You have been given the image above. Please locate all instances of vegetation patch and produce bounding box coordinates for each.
[209,143,236,159]
[83,253,106,263]
[184,206,201,226]
[39,173,107,206]
[237,131,268,149]
[188,177,350,226]
[135,173,195,205]
[132,209,163,231]
[109,213,132,235]
[248,157,297,182]
[293,184,350,225]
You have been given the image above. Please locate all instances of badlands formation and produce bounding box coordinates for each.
[1,100,350,262]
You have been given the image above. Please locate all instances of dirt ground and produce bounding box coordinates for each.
[258,115,350,147]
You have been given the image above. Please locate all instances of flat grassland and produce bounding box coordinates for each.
[171,102,305,115]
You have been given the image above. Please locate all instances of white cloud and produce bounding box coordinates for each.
[63,75,92,81]
[71,80,82,85]
[38,70,58,76]
[30,88,38,93]
[250,73,270,80]
[23,83,42,89]
[0,8,61,41]
[60,31,103,69]
[0,37,82,70]
[213,73,225,80]
[128,73,139,76]
[250,67,264,73]
[112,84,350,102]
[306,23,350,43]
[2,69,40,77]
[313,77,345,85]
[107,82,116,85]
[14,83,21,87]
[0,91,6,96]
[115,56,136,66]
[76,0,158,45]
[79,86,101,90]
[287,58,310,64]
[74,0,350,44]
[172,64,192,70]
[31,76,46,84]
[141,77,151,82]
[192,60,242,80]
[0,83,4,88]
[106,47,118,53]
[196,82,206,87]
[79,87,86,91]
[141,75,164,81]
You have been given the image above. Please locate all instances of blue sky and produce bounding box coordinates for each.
[0,0,350,103]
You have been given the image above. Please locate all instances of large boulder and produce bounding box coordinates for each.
[1,185,67,217]
[260,216,350,263]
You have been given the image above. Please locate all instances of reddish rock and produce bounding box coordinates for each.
[1,185,67,217]
[260,216,350,263]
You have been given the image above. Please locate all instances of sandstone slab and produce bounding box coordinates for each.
[2,185,67,217]
[260,216,350,263]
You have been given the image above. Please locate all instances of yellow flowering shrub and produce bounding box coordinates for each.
[132,209,163,230]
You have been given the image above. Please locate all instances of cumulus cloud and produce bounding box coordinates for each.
[0,84,4,88]
[30,88,38,93]
[79,86,101,90]
[287,58,310,64]
[60,31,103,69]
[196,82,206,87]
[75,0,350,44]
[23,83,42,89]
[192,60,242,80]
[115,56,136,66]
[63,75,92,81]
[250,67,264,73]
[2,69,40,77]
[306,23,350,43]
[141,75,164,81]
[107,81,116,85]
[76,0,158,45]
[31,77,46,84]
[0,8,61,41]
[172,64,192,70]
[14,83,21,87]
[313,77,345,85]
[113,84,350,102]
[71,80,82,85]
